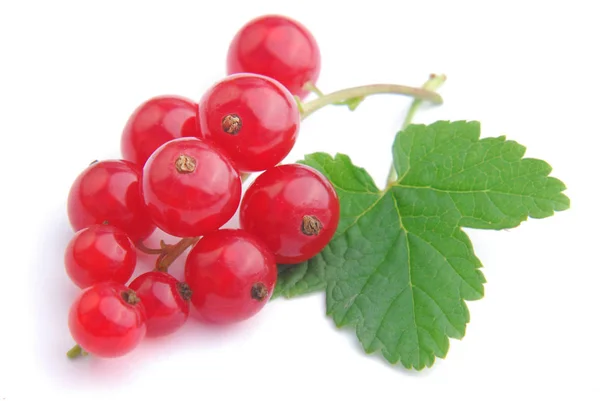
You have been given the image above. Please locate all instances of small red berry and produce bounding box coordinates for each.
[129,272,191,337]
[142,138,241,237]
[185,229,277,324]
[67,160,155,241]
[121,95,200,167]
[240,164,340,264]
[68,282,146,358]
[227,15,321,99]
[198,73,300,172]
[65,224,136,289]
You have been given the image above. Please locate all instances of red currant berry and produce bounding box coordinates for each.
[65,224,136,289]
[240,164,340,264]
[184,229,277,324]
[227,15,321,99]
[68,160,155,241]
[128,272,191,337]
[121,95,200,167]
[68,282,146,358]
[197,73,300,172]
[142,138,241,237]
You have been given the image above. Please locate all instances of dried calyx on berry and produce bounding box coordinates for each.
[121,289,141,305]
[301,215,322,236]
[222,114,242,135]
[251,282,269,301]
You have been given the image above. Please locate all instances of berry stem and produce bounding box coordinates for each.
[241,172,251,182]
[299,82,444,120]
[137,237,200,271]
[385,74,447,187]
[66,344,87,359]
[155,236,200,272]
[136,241,165,255]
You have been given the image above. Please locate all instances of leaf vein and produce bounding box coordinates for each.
[412,284,463,335]
[409,231,483,296]
[338,227,402,324]
[392,194,420,368]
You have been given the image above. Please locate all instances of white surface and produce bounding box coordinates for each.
[1,0,599,399]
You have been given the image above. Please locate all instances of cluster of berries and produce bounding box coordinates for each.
[64,15,339,358]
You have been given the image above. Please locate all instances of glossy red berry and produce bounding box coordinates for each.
[240,164,340,264]
[184,229,277,324]
[67,160,155,241]
[121,95,200,167]
[68,282,146,358]
[227,15,321,99]
[128,272,191,337]
[65,224,136,289]
[198,73,300,172]
[142,137,241,237]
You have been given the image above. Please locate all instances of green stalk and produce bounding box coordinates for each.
[385,74,447,186]
[300,82,443,120]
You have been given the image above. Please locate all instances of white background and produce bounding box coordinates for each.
[1,0,599,399]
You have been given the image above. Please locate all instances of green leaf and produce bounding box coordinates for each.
[273,257,326,299]
[393,121,570,229]
[275,120,569,370]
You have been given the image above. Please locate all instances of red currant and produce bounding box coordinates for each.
[68,282,146,358]
[142,137,241,237]
[184,229,277,324]
[65,224,136,289]
[129,272,190,337]
[197,73,300,172]
[121,95,200,167]
[240,164,340,264]
[68,160,155,241]
[227,15,321,99]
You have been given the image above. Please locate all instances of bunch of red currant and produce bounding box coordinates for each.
[64,15,340,358]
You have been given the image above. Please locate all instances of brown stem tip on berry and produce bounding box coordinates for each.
[176,282,193,301]
[222,114,242,135]
[175,154,196,173]
[121,289,141,305]
[301,215,322,236]
[251,282,269,301]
